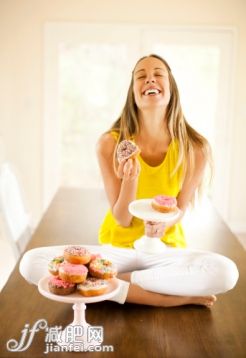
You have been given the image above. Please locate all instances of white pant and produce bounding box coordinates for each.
[19,245,239,304]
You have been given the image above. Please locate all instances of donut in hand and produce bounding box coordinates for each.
[116,140,140,163]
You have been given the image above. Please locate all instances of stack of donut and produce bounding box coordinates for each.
[48,246,117,297]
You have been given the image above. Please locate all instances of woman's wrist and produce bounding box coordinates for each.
[112,177,138,226]
[144,221,166,238]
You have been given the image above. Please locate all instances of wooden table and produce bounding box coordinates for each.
[0,188,245,357]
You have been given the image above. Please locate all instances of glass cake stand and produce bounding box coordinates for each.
[129,199,180,254]
[38,276,120,352]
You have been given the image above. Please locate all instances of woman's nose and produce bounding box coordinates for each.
[145,75,156,84]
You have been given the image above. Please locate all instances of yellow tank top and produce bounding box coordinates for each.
[99,132,186,248]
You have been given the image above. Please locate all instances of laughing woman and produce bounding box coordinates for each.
[20,54,239,307]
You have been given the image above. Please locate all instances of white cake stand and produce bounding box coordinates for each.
[129,199,181,254]
[38,276,120,352]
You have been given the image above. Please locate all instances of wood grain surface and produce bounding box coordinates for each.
[0,188,245,358]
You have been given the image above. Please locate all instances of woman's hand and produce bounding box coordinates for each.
[144,221,166,238]
[117,158,140,181]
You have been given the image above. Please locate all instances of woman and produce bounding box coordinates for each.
[97,53,210,248]
[20,54,238,307]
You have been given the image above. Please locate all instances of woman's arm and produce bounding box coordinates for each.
[177,145,207,211]
[146,145,207,236]
[96,133,140,227]
[169,145,207,226]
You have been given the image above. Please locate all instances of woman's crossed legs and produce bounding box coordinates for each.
[19,245,239,308]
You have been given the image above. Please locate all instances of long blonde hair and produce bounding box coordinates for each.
[110,54,213,199]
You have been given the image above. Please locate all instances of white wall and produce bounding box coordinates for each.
[0,0,245,231]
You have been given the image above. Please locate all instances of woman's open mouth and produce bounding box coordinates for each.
[143,88,161,96]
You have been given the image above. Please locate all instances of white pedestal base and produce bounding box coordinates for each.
[57,303,102,352]
[134,235,167,254]
[129,199,181,254]
[38,277,120,352]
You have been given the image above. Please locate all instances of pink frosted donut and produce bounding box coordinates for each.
[48,276,76,295]
[116,140,140,163]
[151,195,177,213]
[58,262,88,283]
[64,246,91,265]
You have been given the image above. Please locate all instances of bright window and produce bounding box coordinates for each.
[59,43,132,187]
[59,43,220,187]
[44,24,235,220]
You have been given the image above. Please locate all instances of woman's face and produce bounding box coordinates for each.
[133,56,171,111]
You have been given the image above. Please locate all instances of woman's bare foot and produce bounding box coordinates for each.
[181,295,217,308]
[126,287,217,308]
[125,281,218,308]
